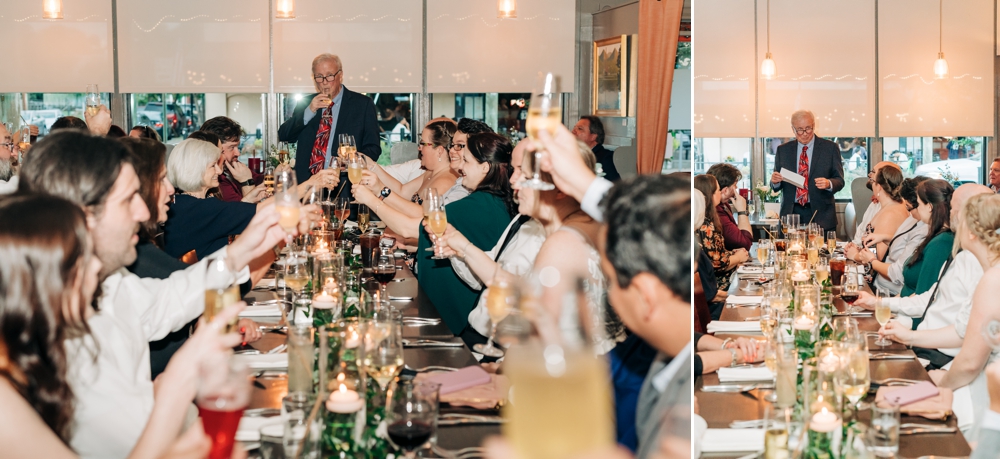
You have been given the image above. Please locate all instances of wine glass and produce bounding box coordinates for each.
[835,342,870,414]
[204,259,240,333]
[521,72,559,191]
[363,313,404,393]
[358,204,371,234]
[274,169,300,240]
[196,357,251,459]
[334,196,350,225]
[386,380,440,459]
[85,84,100,116]
[873,292,892,347]
[347,151,366,204]
[473,270,516,358]
[284,250,311,325]
[757,239,772,267]
[841,266,861,314]
[373,249,397,299]
[426,201,449,259]
[827,230,837,253]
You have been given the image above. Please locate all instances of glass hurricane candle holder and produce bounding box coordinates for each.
[318,320,368,457]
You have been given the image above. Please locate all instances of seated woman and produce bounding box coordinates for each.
[129,125,161,141]
[845,166,909,291]
[121,137,261,380]
[0,194,245,459]
[431,138,621,352]
[694,174,748,292]
[357,133,515,335]
[694,333,761,375]
[162,138,336,260]
[898,179,954,297]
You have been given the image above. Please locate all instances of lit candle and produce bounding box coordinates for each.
[794,316,815,330]
[809,407,840,433]
[325,383,363,413]
[345,330,360,349]
[818,351,840,373]
[313,292,337,309]
[800,299,815,314]
[792,271,810,282]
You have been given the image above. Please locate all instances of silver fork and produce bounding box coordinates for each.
[432,445,485,459]
[404,365,459,372]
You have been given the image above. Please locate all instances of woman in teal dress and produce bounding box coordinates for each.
[900,179,954,297]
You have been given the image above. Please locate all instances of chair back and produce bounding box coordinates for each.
[390,142,418,165]
[850,176,873,230]
[612,145,638,179]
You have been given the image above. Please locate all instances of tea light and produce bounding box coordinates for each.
[818,351,840,373]
[313,292,337,309]
[326,383,363,413]
[809,407,840,433]
[800,299,815,314]
[792,271,810,282]
[794,316,815,330]
[345,330,360,349]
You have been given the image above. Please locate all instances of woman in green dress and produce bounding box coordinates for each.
[899,179,954,297]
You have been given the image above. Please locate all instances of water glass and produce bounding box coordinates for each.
[868,404,900,457]
[287,326,315,394]
[284,407,321,459]
[197,357,251,459]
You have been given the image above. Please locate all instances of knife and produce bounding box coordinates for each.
[403,339,465,348]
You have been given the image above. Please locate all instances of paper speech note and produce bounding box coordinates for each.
[780,168,806,189]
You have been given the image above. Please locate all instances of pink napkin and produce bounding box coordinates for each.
[414,372,510,410]
[874,386,953,420]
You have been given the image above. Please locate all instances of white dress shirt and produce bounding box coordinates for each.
[451,216,546,336]
[382,159,424,184]
[887,250,983,356]
[68,248,248,459]
[581,177,614,223]
[0,175,17,195]
[875,216,927,295]
[852,201,881,245]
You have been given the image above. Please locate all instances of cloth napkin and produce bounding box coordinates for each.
[235,414,287,442]
[255,278,285,289]
[414,372,510,410]
[700,428,765,453]
[234,353,288,369]
[706,321,762,334]
[726,295,763,306]
[239,305,284,318]
[717,366,775,382]
[874,386,953,420]
[736,265,763,274]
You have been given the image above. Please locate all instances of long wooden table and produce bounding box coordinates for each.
[244,261,499,455]
[698,257,971,458]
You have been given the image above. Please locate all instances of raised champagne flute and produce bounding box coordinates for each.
[426,202,449,259]
[17,126,30,154]
[85,84,100,116]
[204,259,240,333]
[284,249,312,325]
[521,72,560,191]
[386,380,440,459]
[473,268,516,358]
[274,169,300,240]
[358,204,371,234]
[347,152,366,204]
[197,357,251,459]
[874,292,892,347]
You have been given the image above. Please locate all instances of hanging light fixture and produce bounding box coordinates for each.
[498,0,517,19]
[42,0,63,19]
[276,0,295,19]
[933,0,948,79]
[760,0,775,80]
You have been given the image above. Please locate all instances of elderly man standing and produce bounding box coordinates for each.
[771,110,845,233]
[278,54,380,194]
[572,115,620,181]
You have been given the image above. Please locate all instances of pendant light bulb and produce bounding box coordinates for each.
[934,52,949,79]
[276,0,295,19]
[498,0,517,18]
[933,0,947,79]
[42,0,63,19]
[761,53,776,80]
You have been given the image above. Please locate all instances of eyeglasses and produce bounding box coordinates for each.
[418,142,436,148]
[0,142,14,151]
[793,126,814,135]
[313,70,342,83]
[451,143,466,151]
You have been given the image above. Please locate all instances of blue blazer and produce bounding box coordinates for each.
[772,136,845,230]
[277,87,381,182]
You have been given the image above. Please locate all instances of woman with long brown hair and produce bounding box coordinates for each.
[694,174,748,291]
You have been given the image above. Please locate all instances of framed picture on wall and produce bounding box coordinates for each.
[593,35,629,117]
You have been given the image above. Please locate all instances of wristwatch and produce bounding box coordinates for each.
[240,179,254,187]
[736,210,749,217]
[379,187,392,201]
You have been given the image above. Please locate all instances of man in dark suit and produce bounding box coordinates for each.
[770,110,845,233]
[572,115,620,182]
[278,54,380,195]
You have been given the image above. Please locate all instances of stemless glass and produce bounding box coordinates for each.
[197,357,251,459]
[386,380,440,459]
[521,72,560,191]
[274,169,300,239]
[868,404,900,457]
[473,271,517,358]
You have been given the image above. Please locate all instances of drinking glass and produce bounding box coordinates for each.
[85,84,100,116]
[763,405,792,459]
[263,166,276,194]
[17,126,30,153]
[473,271,516,358]
[204,259,239,333]
[283,400,322,459]
[873,292,892,346]
[841,266,861,314]
[868,404,900,457]
[833,317,864,345]
[274,169,300,238]
[774,343,798,408]
[358,204,371,233]
[197,357,251,459]
[347,151,366,203]
[761,336,779,403]
[815,257,830,285]
[774,238,787,253]
[359,226,380,269]
[827,230,837,253]
[781,214,799,237]
[835,343,869,414]
[287,325,315,394]
[284,250,311,325]
[426,201,449,259]
[521,72,560,191]
[363,313,404,392]
[422,188,441,218]
[373,249,397,299]
[334,196,350,225]
[757,239,772,267]
[386,380,440,459]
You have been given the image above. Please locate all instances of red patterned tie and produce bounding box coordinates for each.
[309,100,335,175]
[796,145,809,206]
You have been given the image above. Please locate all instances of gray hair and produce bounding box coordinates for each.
[790,110,816,126]
[167,139,220,192]
[0,157,12,182]
[311,54,343,75]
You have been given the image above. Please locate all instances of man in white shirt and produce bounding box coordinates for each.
[850,161,902,245]
[17,130,300,459]
[0,123,19,195]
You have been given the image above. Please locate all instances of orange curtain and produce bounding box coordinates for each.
[636,0,683,174]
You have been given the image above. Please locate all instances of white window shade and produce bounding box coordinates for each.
[117,0,269,93]
[0,1,113,93]
[756,0,876,138]
[426,0,575,93]
[273,0,423,94]
[692,0,755,138]
[879,0,993,137]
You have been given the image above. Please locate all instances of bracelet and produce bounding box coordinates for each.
[720,338,733,350]
[459,240,472,258]
[728,348,739,367]
[374,202,382,215]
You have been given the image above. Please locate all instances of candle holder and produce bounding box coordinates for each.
[793,285,820,358]
[805,406,842,459]
[313,254,344,326]
[319,320,369,457]
[790,259,810,284]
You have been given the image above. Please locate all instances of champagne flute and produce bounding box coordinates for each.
[204,259,240,333]
[827,230,837,253]
[757,239,772,267]
[521,73,560,191]
[874,292,892,347]
[274,169,300,239]
[386,380,440,459]
[762,335,779,403]
[197,357,251,459]
[363,313,404,393]
[347,152,366,204]
[836,342,870,413]
[358,204,371,234]
[426,202,449,259]
[17,126,30,153]
[474,269,516,358]
[85,84,100,116]
[284,250,311,325]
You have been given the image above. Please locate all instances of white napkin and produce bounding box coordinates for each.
[234,353,288,369]
[717,366,775,382]
[239,305,283,318]
[706,321,762,334]
[692,414,708,458]
[737,265,774,275]
[235,414,287,442]
[700,428,765,453]
[255,278,277,289]
[726,295,763,306]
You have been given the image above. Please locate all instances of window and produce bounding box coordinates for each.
[664,130,692,174]
[881,137,987,185]
[23,93,109,137]
[694,137,751,188]
[765,137,869,200]
[130,94,206,144]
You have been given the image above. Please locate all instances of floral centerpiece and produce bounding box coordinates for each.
[755,180,782,219]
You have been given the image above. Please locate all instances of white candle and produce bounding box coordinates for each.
[794,316,815,330]
[809,408,840,433]
[325,383,364,413]
[313,292,337,309]
[818,351,839,373]
[800,299,815,313]
[345,331,360,349]
[792,271,810,282]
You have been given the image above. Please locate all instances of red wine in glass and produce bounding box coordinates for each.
[374,266,396,285]
[387,420,434,451]
[841,292,859,304]
[198,403,245,459]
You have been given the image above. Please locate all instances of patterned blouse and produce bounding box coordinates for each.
[697,218,737,291]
